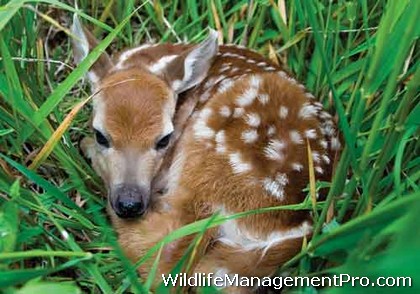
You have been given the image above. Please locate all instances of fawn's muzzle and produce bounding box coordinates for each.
[112,184,149,218]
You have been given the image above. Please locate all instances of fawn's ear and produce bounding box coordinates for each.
[167,29,219,94]
[71,14,113,87]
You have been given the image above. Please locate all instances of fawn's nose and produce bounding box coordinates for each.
[113,184,149,218]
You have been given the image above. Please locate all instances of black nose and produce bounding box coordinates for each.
[113,185,148,219]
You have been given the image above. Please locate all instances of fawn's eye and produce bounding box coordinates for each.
[94,129,110,148]
[155,133,172,150]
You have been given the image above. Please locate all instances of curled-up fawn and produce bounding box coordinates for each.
[72,14,340,293]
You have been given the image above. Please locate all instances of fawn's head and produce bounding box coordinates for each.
[71,16,218,219]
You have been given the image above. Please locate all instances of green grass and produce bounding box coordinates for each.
[0,0,419,293]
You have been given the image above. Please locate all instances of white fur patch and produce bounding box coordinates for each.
[299,103,318,119]
[219,64,230,72]
[321,121,336,137]
[148,55,178,74]
[312,151,321,163]
[218,211,312,252]
[92,97,107,134]
[290,130,303,144]
[115,44,155,69]
[236,87,258,107]
[217,79,234,94]
[219,106,231,117]
[264,139,286,161]
[320,140,328,149]
[292,163,303,172]
[279,106,288,119]
[257,61,267,67]
[233,107,245,118]
[236,75,261,107]
[193,108,215,139]
[331,137,341,150]
[258,93,269,105]
[322,154,331,164]
[245,113,261,127]
[215,131,226,153]
[262,173,288,200]
[315,166,324,174]
[241,129,258,144]
[250,75,262,88]
[305,129,317,139]
[267,125,276,136]
[229,152,251,174]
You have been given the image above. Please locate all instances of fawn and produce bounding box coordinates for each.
[72,14,340,293]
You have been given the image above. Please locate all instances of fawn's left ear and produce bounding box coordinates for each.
[166,29,219,94]
[71,14,113,88]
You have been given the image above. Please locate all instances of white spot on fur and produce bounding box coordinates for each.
[148,55,178,74]
[331,137,341,150]
[257,61,267,67]
[265,66,276,71]
[264,139,286,161]
[219,64,230,72]
[262,173,288,200]
[267,125,276,136]
[290,130,303,144]
[321,121,336,136]
[312,151,321,163]
[217,79,234,94]
[322,154,331,164]
[247,59,256,64]
[245,113,260,127]
[213,75,226,85]
[233,107,245,118]
[320,140,328,149]
[194,108,215,139]
[258,93,269,105]
[229,152,251,174]
[279,106,288,119]
[236,87,258,107]
[299,103,318,119]
[315,166,324,174]
[292,163,303,172]
[215,131,226,153]
[219,106,231,117]
[241,129,258,144]
[305,129,317,139]
[250,75,262,88]
[236,76,261,107]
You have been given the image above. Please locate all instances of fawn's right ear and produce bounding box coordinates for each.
[71,14,113,87]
